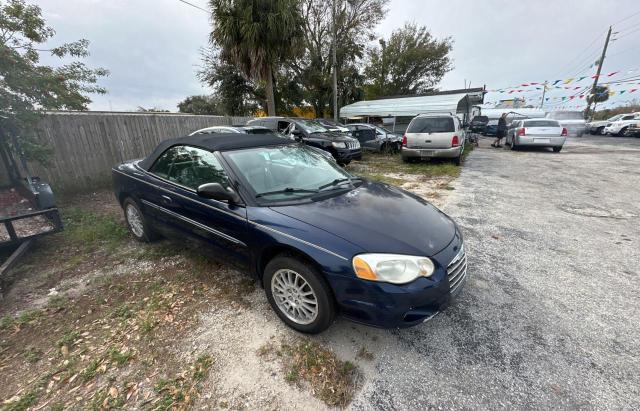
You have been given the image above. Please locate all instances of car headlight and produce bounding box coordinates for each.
[352,254,435,284]
[332,142,347,148]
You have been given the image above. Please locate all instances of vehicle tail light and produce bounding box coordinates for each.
[451,135,460,147]
[516,128,525,137]
[402,135,407,147]
[561,128,568,136]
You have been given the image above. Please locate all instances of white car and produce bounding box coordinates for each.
[587,114,624,135]
[401,113,465,165]
[505,118,567,152]
[603,113,640,136]
[546,111,586,137]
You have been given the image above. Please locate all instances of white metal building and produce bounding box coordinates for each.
[340,88,485,132]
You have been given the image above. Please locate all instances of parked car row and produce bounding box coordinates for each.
[586,113,639,135]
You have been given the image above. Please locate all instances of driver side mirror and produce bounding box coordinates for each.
[197,183,242,204]
[291,129,303,139]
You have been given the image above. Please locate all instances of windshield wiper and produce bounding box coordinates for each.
[255,187,319,198]
[317,177,361,191]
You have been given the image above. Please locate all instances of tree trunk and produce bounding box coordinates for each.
[265,68,276,116]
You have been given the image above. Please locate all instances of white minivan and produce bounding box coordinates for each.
[401,113,465,165]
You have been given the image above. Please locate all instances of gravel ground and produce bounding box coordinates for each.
[338,136,640,410]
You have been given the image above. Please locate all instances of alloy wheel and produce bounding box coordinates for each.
[271,269,318,325]
[126,204,144,238]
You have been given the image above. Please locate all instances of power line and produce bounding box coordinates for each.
[611,8,640,26]
[176,0,209,13]
[615,26,640,40]
[551,29,606,80]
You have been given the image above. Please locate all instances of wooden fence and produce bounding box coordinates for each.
[4,111,250,193]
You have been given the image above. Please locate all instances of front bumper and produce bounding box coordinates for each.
[514,136,566,147]
[334,147,362,162]
[401,146,462,159]
[329,231,466,328]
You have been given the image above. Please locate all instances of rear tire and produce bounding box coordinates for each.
[263,255,336,334]
[511,137,518,151]
[618,127,628,137]
[553,146,562,153]
[123,198,159,242]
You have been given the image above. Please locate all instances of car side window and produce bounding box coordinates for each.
[150,145,229,190]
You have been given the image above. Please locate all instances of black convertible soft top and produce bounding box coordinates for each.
[138,133,296,171]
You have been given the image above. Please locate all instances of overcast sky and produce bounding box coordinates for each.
[34,0,640,112]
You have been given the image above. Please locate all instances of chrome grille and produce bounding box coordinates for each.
[447,245,467,293]
[346,140,360,149]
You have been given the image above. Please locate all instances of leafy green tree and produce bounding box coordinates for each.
[0,0,108,164]
[209,0,304,116]
[297,0,388,116]
[363,23,452,99]
[177,95,220,115]
[198,48,259,116]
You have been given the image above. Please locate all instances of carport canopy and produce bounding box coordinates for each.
[340,91,483,118]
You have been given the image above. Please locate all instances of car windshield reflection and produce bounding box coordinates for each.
[223,145,354,202]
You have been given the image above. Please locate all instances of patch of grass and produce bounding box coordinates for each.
[263,340,360,407]
[108,347,133,366]
[62,207,128,250]
[57,330,80,348]
[17,309,42,325]
[1,315,14,330]
[3,390,38,411]
[153,354,214,408]
[192,354,214,382]
[47,294,69,311]
[357,172,407,186]
[80,359,102,382]
[112,303,134,320]
[23,347,43,364]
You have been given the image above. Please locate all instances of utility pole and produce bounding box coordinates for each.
[332,0,338,122]
[587,26,612,119]
[540,81,548,109]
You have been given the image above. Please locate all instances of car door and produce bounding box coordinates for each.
[144,145,250,269]
[352,126,377,149]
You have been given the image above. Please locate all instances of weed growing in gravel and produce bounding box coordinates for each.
[3,390,37,411]
[47,295,68,311]
[259,339,360,407]
[23,347,43,363]
[356,347,374,361]
[154,354,215,408]
[57,330,79,348]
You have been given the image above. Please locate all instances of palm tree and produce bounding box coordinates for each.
[210,0,304,116]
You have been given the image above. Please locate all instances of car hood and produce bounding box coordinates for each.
[308,131,353,141]
[270,181,456,256]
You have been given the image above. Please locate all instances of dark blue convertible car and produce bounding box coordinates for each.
[112,133,467,333]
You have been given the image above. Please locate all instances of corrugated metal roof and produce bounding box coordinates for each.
[340,93,472,118]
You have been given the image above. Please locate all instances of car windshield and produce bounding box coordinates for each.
[548,112,583,120]
[376,126,392,134]
[222,145,354,202]
[318,119,344,128]
[407,117,454,133]
[295,119,328,134]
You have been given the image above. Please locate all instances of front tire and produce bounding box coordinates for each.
[123,198,158,242]
[263,255,336,334]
